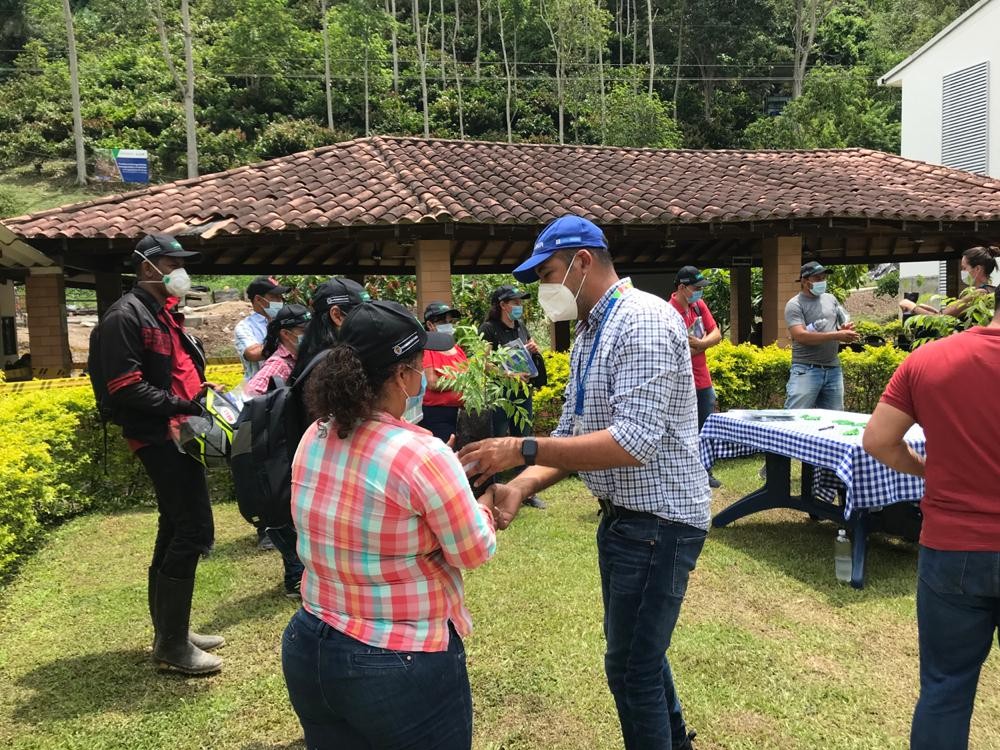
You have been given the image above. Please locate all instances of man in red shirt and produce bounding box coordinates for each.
[863,293,1000,750]
[89,234,224,675]
[670,266,723,487]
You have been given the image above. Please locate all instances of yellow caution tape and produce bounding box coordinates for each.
[0,364,243,394]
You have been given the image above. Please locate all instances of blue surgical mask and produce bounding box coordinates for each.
[811,280,827,296]
[266,301,284,318]
[401,368,426,424]
[436,323,455,335]
[689,290,703,303]
[511,305,524,320]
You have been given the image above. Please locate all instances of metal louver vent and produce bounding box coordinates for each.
[941,61,990,174]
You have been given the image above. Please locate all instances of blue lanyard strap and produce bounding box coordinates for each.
[574,283,630,416]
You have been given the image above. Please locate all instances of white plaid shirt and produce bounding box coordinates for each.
[552,278,711,529]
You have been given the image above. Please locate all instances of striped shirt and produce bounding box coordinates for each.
[291,412,496,652]
[552,278,712,529]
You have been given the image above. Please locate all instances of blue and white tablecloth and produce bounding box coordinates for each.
[700,409,926,518]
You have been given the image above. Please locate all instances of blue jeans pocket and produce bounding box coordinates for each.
[918,548,968,595]
[607,517,657,545]
[672,534,707,598]
[351,651,413,670]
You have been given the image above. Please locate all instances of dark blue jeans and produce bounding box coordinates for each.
[265,524,304,593]
[695,386,717,432]
[281,608,473,750]
[419,405,459,444]
[910,547,1000,750]
[597,511,707,750]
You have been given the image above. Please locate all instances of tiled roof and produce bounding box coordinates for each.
[7,137,1000,241]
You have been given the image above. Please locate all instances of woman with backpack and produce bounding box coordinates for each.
[281,301,497,750]
[244,304,311,398]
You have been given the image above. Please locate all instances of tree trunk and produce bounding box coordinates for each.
[61,0,86,184]
[497,0,513,142]
[321,0,334,130]
[439,0,446,85]
[387,0,399,93]
[541,5,564,145]
[181,0,197,178]
[452,0,464,138]
[597,1,606,144]
[672,0,684,112]
[364,27,371,135]
[631,0,638,67]
[413,0,431,137]
[645,0,654,95]
[475,0,482,81]
[792,0,837,99]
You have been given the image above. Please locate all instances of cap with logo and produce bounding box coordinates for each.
[513,214,609,282]
[312,277,372,314]
[423,301,461,321]
[246,275,291,300]
[340,300,452,371]
[675,266,709,288]
[269,303,312,330]
[490,285,531,304]
[799,261,828,280]
[134,233,200,262]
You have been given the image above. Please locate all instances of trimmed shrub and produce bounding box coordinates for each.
[532,350,570,436]
[0,366,242,580]
[839,344,908,414]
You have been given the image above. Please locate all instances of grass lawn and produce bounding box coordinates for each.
[0,164,125,217]
[1,458,998,749]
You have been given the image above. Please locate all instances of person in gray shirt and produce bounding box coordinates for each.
[784,261,859,409]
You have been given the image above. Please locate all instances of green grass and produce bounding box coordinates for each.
[1,459,998,749]
[0,163,124,217]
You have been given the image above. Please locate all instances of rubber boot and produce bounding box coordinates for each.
[148,567,225,652]
[152,573,222,675]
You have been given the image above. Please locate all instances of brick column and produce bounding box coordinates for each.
[414,239,453,314]
[26,267,72,378]
[761,236,802,348]
[729,265,752,344]
[0,280,17,365]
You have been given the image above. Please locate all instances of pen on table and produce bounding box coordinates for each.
[818,425,835,431]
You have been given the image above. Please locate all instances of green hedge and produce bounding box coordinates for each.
[532,342,908,435]
[0,367,242,581]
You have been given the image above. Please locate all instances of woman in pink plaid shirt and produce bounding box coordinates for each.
[281,300,497,750]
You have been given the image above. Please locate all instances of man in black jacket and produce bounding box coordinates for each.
[89,234,224,675]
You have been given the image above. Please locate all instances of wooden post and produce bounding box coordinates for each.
[549,320,571,352]
[26,267,72,377]
[944,258,961,299]
[414,239,453,314]
[0,280,17,365]
[729,265,752,344]
[761,236,802,348]
[95,272,124,318]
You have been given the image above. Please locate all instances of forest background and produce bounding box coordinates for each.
[0,0,982,200]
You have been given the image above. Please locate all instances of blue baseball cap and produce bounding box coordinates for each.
[513,215,609,282]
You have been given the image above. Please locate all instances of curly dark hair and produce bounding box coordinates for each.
[304,344,422,438]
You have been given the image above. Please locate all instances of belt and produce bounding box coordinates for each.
[597,497,660,521]
[793,362,839,369]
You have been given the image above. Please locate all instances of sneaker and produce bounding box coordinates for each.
[522,495,547,509]
[708,473,722,489]
[257,535,276,552]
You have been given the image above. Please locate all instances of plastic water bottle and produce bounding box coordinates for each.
[834,529,852,583]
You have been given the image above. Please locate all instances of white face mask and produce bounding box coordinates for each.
[538,254,587,322]
[135,251,192,298]
[436,323,455,335]
[962,270,975,286]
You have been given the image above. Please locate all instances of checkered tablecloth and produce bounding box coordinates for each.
[700,409,926,518]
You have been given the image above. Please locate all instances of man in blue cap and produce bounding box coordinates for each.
[459,214,710,750]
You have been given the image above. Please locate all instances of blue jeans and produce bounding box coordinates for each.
[784,363,844,410]
[281,608,473,750]
[597,512,707,750]
[265,525,304,593]
[910,547,1000,750]
[695,386,717,431]
[420,405,459,444]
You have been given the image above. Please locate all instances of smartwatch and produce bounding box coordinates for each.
[520,437,538,466]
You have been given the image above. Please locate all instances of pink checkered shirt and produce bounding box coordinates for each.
[291,411,496,652]
[244,344,295,397]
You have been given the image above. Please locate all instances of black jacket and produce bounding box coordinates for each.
[478,318,548,389]
[89,286,205,445]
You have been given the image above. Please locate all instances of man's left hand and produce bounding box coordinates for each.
[457,437,524,486]
[197,382,224,399]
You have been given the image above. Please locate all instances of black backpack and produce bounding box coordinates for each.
[230,352,325,529]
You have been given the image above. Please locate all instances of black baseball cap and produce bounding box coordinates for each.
[491,285,531,304]
[341,300,452,371]
[799,261,828,279]
[423,301,461,321]
[270,303,312,329]
[246,275,291,299]
[312,277,372,314]
[134,233,200,261]
[675,266,709,288]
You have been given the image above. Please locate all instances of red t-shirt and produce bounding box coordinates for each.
[880,327,1000,551]
[422,346,467,408]
[669,294,716,390]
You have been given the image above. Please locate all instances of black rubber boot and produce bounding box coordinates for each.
[152,573,222,675]
[148,567,225,652]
